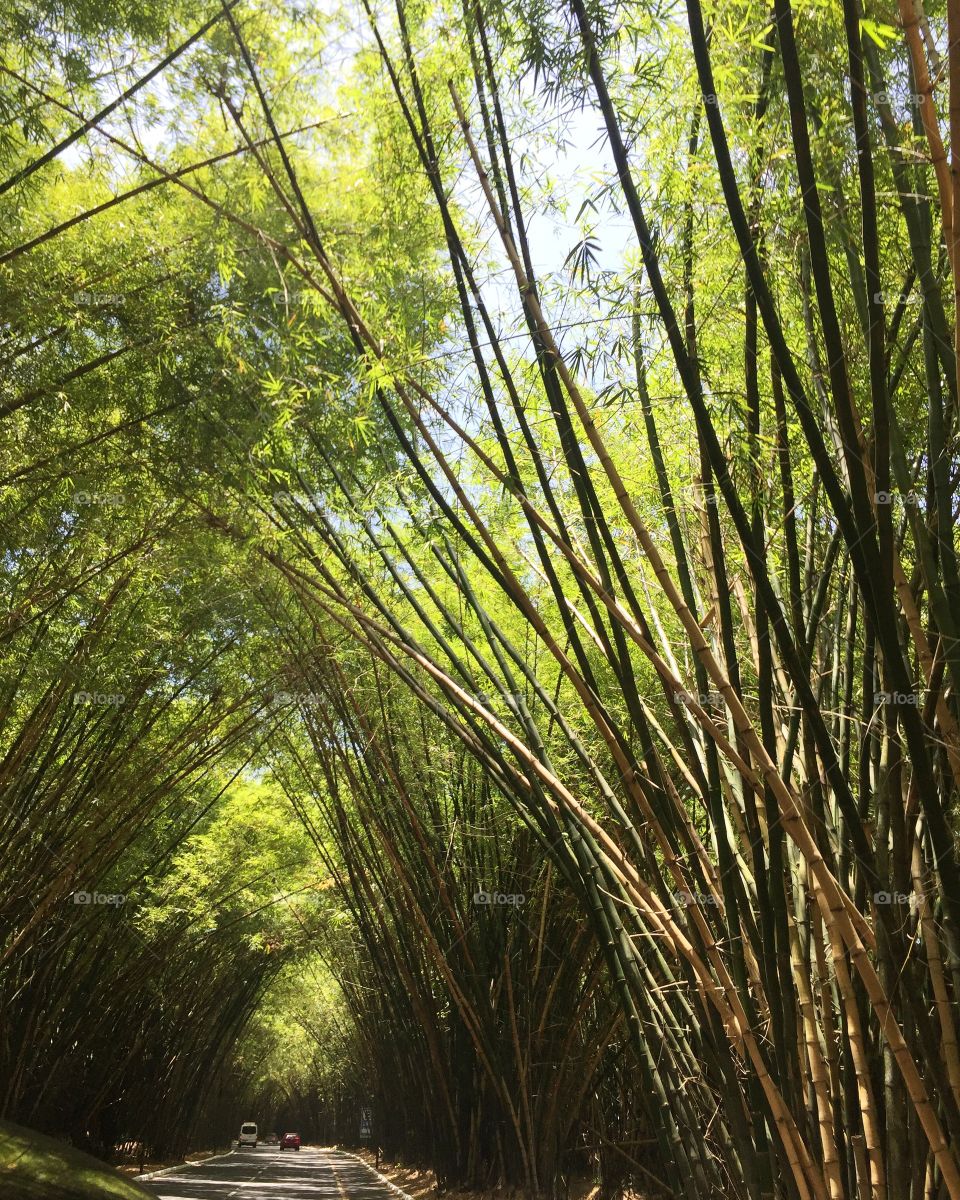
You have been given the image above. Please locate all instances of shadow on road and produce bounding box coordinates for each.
[147,1148,405,1200]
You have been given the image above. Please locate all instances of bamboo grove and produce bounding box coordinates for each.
[1,0,960,1196]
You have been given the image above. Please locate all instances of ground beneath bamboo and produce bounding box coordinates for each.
[354,1149,629,1200]
[116,1150,225,1179]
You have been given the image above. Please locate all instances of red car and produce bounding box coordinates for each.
[280,1132,301,1151]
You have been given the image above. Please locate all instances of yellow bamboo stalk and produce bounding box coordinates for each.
[824,919,887,1200]
[892,558,960,792]
[912,831,960,1112]
[788,911,845,1199]
[293,571,829,1200]
[949,0,960,404]
[895,0,954,271]
[448,83,960,1199]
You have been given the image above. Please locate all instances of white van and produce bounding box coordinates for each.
[238,1122,258,1148]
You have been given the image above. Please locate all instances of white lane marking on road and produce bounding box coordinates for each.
[150,1149,289,1197]
[334,1149,415,1200]
[221,1152,275,1197]
[331,1153,351,1200]
[151,1146,395,1199]
[138,1149,236,1180]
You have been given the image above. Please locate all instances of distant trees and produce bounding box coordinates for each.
[268,647,635,1192]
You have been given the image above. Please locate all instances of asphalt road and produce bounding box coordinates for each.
[144,1146,398,1200]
